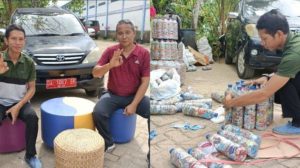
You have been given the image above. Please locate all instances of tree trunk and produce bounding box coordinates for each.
[220,0,225,35]
[192,0,203,29]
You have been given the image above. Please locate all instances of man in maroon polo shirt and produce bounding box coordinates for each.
[92,19,150,158]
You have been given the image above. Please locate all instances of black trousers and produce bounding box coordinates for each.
[92,91,150,150]
[275,72,300,127]
[0,102,38,158]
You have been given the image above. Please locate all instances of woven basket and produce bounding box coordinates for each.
[54,128,104,168]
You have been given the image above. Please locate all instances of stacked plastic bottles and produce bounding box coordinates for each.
[151,15,186,85]
[223,80,274,130]
[169,148,207,168]
[152,17,178,40]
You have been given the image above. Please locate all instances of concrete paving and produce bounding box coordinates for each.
[150,60,299,168]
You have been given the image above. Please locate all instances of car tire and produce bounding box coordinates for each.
[236,46,255,79]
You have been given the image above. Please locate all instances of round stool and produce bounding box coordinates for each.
[41,97,95,148]
[109,109,137,143]
[0,118,26,153]
[54,128,104,168]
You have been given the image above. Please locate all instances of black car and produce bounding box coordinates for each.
[5,8,103,96]
[222,0,300,78]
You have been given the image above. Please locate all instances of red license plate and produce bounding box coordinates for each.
[46,78,77,89]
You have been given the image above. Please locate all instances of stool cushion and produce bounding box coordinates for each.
[41,97,95,148]
[0,119,26,153]
[109,109,137,143]
[54,128,104,168]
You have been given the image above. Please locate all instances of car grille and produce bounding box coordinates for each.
[33,53,85,65]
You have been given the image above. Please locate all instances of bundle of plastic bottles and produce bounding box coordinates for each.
[223,80,274,131]
[207,124,261,161]
[150,91,214,118]
[152,17,178,40]
[151,40,179,60]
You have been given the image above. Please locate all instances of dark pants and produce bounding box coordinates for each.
[92,92,150,150]
[0,102,38,158]
[275,72,300,127]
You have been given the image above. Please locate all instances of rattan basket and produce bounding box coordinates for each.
[54,128,104,168]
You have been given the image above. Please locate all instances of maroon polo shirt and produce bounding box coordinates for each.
[97,44,150,96]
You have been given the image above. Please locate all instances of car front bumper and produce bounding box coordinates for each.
[35,62,103,91]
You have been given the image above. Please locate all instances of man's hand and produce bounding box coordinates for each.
[124,103,137,116]
[223,93,233,108]
[6,104,21,125]
[245,76,268,87]
[109,49,124,68]
[0,54,9,74]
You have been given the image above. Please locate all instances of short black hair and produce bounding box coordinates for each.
[256,9,289,36]
[5,24,26,39]
[116,19,135,32]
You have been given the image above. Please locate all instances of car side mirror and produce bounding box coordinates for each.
[228,12,239,19]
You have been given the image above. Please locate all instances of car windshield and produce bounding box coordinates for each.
[13,13,85,36]
[243,0,300,18]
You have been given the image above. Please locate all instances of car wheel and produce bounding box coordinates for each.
[236,46,255,79]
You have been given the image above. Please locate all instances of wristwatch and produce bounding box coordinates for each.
[262,73,271,80]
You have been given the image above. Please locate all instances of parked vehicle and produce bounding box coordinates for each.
[222,0,300,78]
[2,7,103,96]
[83,20,100,39]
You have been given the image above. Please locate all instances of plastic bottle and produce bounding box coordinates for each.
[156,18,163,39]
[150,105,177,115]
[221,124,261,146]
[182,106,218,119]
[211,92,224,103]
[231,87,244,127]
[183,99,213,109]
[217,130,259,158]
[206,133,247,161]
[159,40,165,60]
[162,17,169,39]
[188,147,225,168]
[224,84,233,124]
[152,18,157,39]
[181,92,204,100]
[175,102,209,112]
[243,86,256,130]
[267,95,274,126]
[169,148,207,168]
[255,99,269,131]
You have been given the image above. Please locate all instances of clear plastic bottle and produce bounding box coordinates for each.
[159,40,165,60]
[217,130,259,158]
[188,147,225,168]
[150,104,177,115]
[206,133,247,161]
[221,124,261,145]
[224,84,233,124]
[243,86,256,130]
[267,95,274,126]
[169,148,207,168]
[175,102,209,112]
[182,106,218,119]
[231,87,244,127]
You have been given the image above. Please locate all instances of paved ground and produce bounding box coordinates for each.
[150,60,300,168]
[0,40,150,168]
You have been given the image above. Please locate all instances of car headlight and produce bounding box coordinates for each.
[245,24,259,38]
[83,47,101,64]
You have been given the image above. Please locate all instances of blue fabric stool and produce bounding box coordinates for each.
[109,109,137,143]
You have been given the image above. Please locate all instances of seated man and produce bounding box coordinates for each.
[224,9,300,135]
[92,19,150,156]
[0,24,41,168]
